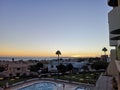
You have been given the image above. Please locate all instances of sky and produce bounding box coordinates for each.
[0,0,111,57]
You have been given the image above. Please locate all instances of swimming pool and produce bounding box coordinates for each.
[75,87,86,90]
[75,86,93,90]
[18,82,57,90]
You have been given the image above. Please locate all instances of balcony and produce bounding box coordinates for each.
[109,34,118,46]
[108,0,118,7]
[108,6,120,46]
[110,29,120,34]
[111,36,120,40]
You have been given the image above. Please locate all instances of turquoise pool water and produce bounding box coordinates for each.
[75,87,86,90]
[75,87,93,90]
[76,89,85,90]
[18,82,57,90]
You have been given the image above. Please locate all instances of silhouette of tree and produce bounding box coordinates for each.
[102,47,107,55]
[36,62,43,68]
[91,61,108,70]
[29,62,43,73]
[0,66,5,72]
[66,63,73,72]
[81,65,89,72]
[56,50,61,65]
[56,64,66,75]
[66,63,73,82]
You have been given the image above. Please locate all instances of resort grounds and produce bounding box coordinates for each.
[3,77,95,90]
[0,72,101,90]
[0,57,109,90]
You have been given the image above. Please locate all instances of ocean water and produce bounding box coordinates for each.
[0,57,70,61]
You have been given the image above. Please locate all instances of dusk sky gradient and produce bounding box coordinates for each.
[0,0,111,57]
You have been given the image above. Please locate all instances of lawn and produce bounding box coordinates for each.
[0,77,32,87]
[0,72,101,87]
[51,72,101,84]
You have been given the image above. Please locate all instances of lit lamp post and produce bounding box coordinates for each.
[102,47,107,55]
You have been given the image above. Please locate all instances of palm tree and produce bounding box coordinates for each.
[102,47,107,55]
[56,50,61,65]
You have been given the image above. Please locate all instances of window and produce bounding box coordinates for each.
[9,73,12,77]
[51,65,53,68]
[16,73,20,76]
[17,68,20,70]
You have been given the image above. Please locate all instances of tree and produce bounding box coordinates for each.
[56,50,61,65]
[66,63,73,82]
[29,65,38,72]
[102,47,107,55]
[29,62,43,73]
[81,65,89,72]
[56,64,66,75]
[0,66,5,72]
[36,62,43,69]
[66,63,73,72]
[91,61,108,70]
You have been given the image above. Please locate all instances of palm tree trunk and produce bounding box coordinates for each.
[58,54,59,79]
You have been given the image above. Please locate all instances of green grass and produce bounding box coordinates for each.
[0,77,32,87]
[51,72,101,84]
[0,72,101,87]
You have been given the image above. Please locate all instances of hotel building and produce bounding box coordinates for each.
[107,0,120,89]
[0,61,30,77]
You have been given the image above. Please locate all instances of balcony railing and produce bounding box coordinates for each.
[108,0,118,7]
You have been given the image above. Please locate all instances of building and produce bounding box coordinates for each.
[107,0,120,89]
[0,61,30,77]
[47,59,88,73]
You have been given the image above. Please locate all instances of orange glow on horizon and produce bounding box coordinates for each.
[0,51,109,57]
[0,51,53,57]
[0,47,110,57]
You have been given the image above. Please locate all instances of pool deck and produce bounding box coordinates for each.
[4,78,94,90]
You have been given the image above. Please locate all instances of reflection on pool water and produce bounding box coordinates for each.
[75,87,86,90]
[76,86,93,90]
[76,88,85,90]
[18,82,57,90]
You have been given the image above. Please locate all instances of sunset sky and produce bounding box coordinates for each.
[0,0,111,57]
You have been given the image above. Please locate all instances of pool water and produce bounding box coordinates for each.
[18,82,57,90]
[76,87,93,90]
[76,89,85,90]
[75,87,86,90]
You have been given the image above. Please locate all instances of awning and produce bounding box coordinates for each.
[110,29,120,34]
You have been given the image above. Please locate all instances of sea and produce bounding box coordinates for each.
[0,57,71,61]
